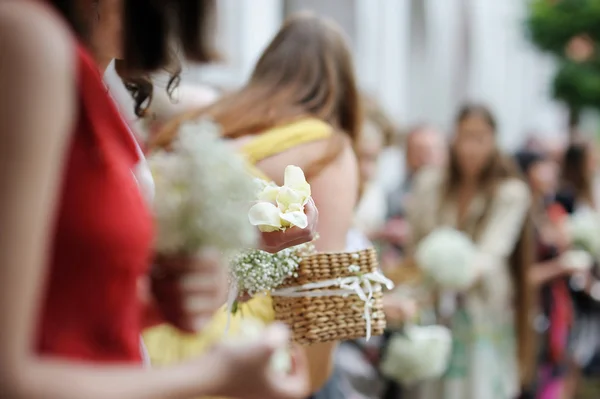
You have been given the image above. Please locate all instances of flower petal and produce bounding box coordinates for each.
[255,179,280,203]
[276,186,305,212]
[280,210,308,229]
[248,202,283,232]
[283,165,311,199]
[259,185,281,203]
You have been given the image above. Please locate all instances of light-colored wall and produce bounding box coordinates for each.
[176,0,568,150]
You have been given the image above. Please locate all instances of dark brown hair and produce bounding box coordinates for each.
[154,13,362,177]
[561,141,595,208]
[446,104,536,384]
[49,0,218,116]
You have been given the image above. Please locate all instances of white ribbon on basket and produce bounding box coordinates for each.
[271,271,394,341]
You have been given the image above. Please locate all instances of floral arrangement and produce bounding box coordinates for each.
[568,210,600,260]
[561,249,594,272]
[248,165,311,232]
[226,166,315,316]
[380,324,452,386]
[148,119,258,255]
[415,227,478,290]
[230,242,316,296]
[221,318,292,375]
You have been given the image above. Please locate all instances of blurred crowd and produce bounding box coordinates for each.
[109,14,600,399]
[307,101,600,399]
[6,1,600,399]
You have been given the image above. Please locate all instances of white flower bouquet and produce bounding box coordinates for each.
[415,227,478,290]
[568,210,600,261]
[560,249,594,272]
[380,324,452,386]
[227,165,315,300]
[148,119,258,255]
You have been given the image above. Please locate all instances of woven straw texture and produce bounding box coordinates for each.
[273,248,386,344]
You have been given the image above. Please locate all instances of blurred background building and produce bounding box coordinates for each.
[183,0,567,151]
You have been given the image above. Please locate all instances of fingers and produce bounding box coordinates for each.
[262,323,290,351]
[268,345,310,399]
[261,227,314,253]
[151,249,228,333]
[304,197,319,224]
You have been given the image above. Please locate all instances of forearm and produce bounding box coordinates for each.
[529,259,565,286]
[304,342,336,393]
[7,357,219,399]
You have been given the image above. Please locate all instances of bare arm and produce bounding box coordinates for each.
[529,259,569,287]
[258,136,359,391]
[0,5,221,399]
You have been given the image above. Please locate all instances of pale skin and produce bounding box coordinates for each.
[0,2,309,399]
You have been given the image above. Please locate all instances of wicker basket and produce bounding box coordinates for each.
[272,248,386,344]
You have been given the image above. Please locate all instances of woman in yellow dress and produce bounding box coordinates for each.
[144,12,363,396]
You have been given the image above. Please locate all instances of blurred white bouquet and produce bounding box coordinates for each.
[380,324,452,386]
[568,210,600,260]
[148,119,258,255]
[221,318,292,375]
[560,249,594,272]
[415,227,478,290]
[248,165,311,232]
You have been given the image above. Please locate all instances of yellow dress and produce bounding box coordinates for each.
[143,118,333,381]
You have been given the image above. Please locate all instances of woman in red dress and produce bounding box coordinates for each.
[0,1,309,398]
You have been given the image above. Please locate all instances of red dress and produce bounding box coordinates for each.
[36,43,154,363]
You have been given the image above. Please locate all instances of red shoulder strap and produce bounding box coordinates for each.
[75,43,140,163]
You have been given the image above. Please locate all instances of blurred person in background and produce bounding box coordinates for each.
[554,141,600,398]
[352,96,398,245]
[556,141,597,214]
[376,125,446,274]
[104,63,221,141]
[515,151,576,399]
[144,13,362,398]
[387,125,447,219]
[0,1,310,398]
[406,105,534,399]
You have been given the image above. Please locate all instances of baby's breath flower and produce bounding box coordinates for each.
[149,119,258,255]
[230,242,314,295]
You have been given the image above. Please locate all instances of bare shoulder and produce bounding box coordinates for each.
[257,132,357,185]
[0,1,76,141]
[0,1,74,71]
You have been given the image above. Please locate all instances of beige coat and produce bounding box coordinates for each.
[406,167,530,399]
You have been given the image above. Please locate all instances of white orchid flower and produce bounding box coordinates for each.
[283,165,311,203]
[255,178,280,203]
[248,165,312,232]
[248,202,283,232]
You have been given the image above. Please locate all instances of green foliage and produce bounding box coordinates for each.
[526,0,600,113]
[527,0,600,56]
[553,60,600,110]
